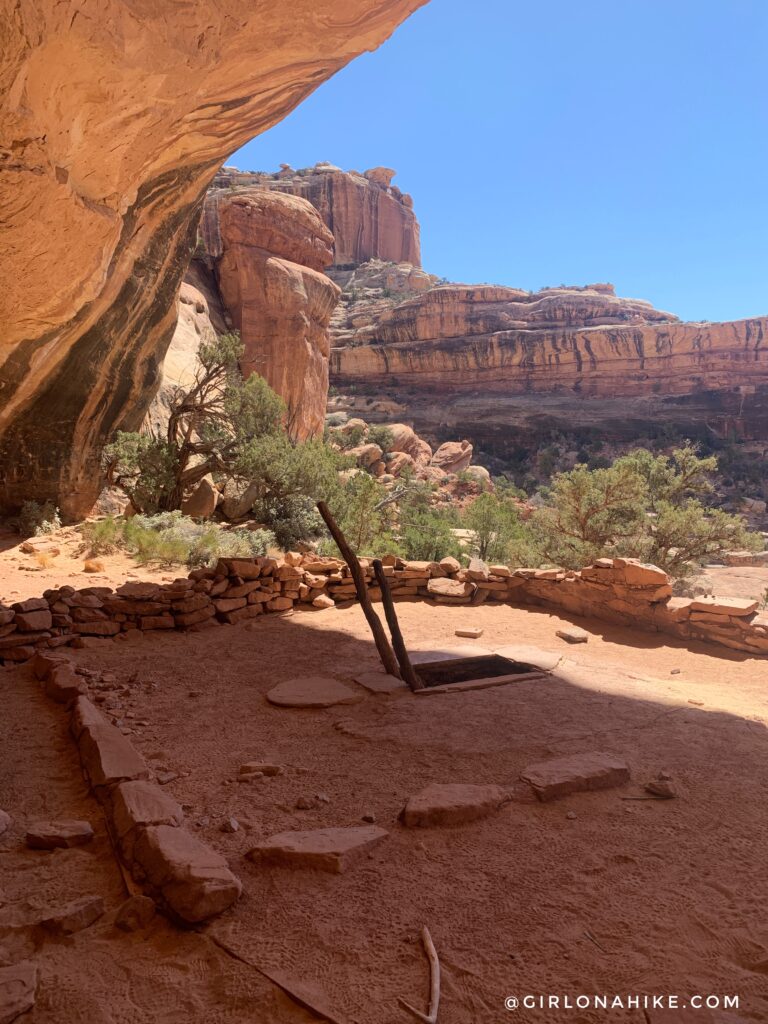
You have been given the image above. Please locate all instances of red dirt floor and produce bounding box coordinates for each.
[3,597,768,1023]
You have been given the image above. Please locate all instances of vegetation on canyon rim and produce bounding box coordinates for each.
[88,330,757,576]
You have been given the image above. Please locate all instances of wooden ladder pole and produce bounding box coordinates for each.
[372,558,424,691]
[316,501,402,680]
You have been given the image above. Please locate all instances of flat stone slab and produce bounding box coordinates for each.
[26,819,94,850]
[454,627,484,638]
[690,596,758,617]
[39,895,104,935]
[111,781,184,859]
[521,751,630,802]
[401,783,508,827]
[249,826,388,873]
[493,645,562,672]
[556,627,589,644]
[71,697,149,788]
[408,645,494,664]
[0,961,37,1024]
[353,671,407,694]
[131,824,242,924]
[266,676,363,708]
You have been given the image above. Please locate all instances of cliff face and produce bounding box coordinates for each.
[215,164,421,267]
[0,0,424,517]
[330,283,768,446]
[213,190,340,438]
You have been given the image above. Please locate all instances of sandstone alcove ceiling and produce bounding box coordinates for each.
[0,0,426,517]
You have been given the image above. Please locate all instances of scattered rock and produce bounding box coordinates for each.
[249,826,388,873]
[401,783,508,827]
[220,818,239,833]
[361,813,376,823]
[670,668,681,675]
[454,627,484,638]
[39,895,104,935]
[645,779,677,800]
[26,819,94,850]
[0,961,37,1024]
[265,676,364,709]
[520,751,631,802]
[294,796,315,810]
[311,594,335,610]
[555,627,589,644]
[565,811,577,820]
[114,894,156,932]
[155,771,178,786]
[239,762,282,777]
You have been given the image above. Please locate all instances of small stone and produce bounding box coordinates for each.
[0,811,10,837]
[195,816,211,828]
[114,895,156,932]
[26,819,94,850]
[565,811,577,820]
[155,771,178,785]
[295,796,314,810]
[645,780,677,800]
[220,818,239,833]
[670,668,681,675]
[39,895,104,935]
[555,627,589,644]
[237,772,264,783]
[454,627,484,639]
[0,961,37,1023]
[361,813,376,823]
[239,762,282,777]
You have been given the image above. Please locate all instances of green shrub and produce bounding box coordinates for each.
[368,425,395,452]
[16,500,61,537]
[81,516,122,555]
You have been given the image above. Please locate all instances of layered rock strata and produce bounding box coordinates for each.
[330,282,768,444]
[3,555,768,665]
[0,0,425,516]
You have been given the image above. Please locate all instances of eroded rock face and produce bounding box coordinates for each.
[331,282,768,444]
[0,0,426,516]
[215,164,421,267]
[212,190,340,438]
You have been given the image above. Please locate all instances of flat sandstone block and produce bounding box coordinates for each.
[555,627,589,644]
[402,783,508,827]
[249,826,388,873]
[131,824,242,924]
[520,751,630,802]
[71,697,149,788]
[266,676,363,708]
[26,819,94,849]
[455,627,484,638]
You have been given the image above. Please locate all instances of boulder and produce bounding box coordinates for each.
[430,439,473,474]
[249,826,388,873]
[401,783,508,827]
[383,424,432,467]
[520,752,630,802]
[181,476,218,519]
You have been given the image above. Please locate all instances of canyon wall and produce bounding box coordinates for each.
[215,164,421,267]
[0,0,425,517]
[330,283,768,447]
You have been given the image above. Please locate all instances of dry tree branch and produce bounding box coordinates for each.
[399,926,440,1024]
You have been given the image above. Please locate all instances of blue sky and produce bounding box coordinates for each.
[233,0,768,323]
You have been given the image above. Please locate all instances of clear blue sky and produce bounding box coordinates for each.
[233,0,767,323]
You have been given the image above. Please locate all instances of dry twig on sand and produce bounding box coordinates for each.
[399,926,441,1024]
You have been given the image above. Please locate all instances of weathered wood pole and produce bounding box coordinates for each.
[372,558,424,691]
[316,500,402,679]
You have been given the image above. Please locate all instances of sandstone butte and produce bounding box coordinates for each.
[330,281,768,445]
[0,0,426,518]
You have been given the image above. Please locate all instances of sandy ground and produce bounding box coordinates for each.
[3,593,768,1023]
